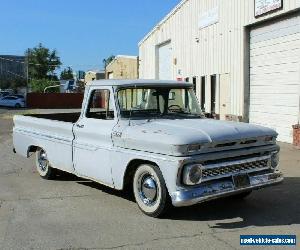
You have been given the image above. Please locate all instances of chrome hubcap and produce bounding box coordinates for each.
[138,173,158,206]
[38,150,48,172]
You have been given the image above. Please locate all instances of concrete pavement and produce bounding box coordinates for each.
[0,108,299,249]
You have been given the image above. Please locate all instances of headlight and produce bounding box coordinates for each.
[175,144,203,155]
[265,136,275,142]
[271,151,279,169]
[187,144,202,152]
[182,164,203,185]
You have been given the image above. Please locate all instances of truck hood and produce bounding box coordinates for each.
[115,119,277,156]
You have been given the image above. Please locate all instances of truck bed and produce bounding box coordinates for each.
[13,113,76,173]
[25,112,81,123]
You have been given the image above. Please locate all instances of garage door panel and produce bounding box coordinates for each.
[250,32,300,49]
[251,23,300,44]
[250,95,298,107]
[250,15,299,34]
[249,105,299,116]
[250,84,299,94]
[250,39,300,57]
[250,71,299,83]
[250,15,300,40]
[249,15,300,143]
[250,61,299,75]
[250,112,298,126]
[250,48,300,66]
[249,14,300,143]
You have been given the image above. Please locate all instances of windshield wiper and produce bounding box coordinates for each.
[163,111,203,118]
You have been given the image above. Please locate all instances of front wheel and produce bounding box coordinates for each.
[133,164,170,217]
[35,148,56,179]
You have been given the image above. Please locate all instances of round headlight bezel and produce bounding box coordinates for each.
[182,164,203,185]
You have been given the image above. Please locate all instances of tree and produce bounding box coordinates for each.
[60,67,74,80]
[30,79,60,93]
[26,43,61,80]
[103,55,115,69]
[0,77,25,91]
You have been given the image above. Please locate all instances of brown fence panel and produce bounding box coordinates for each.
[27,93,84,109]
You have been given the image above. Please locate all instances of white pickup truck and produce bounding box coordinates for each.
[13,80,283,217]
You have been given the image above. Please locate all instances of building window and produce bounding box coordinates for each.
[192,77,197,94]
[201,76,205,111]
[211,75,216,114]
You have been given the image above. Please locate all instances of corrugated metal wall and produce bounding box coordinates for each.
[139,0,300,118]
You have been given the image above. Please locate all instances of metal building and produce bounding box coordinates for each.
[105,55,139,80]
[138,0,300,143]
[0,55,26,80]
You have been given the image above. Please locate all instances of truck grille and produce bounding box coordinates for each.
[202,158,269,180]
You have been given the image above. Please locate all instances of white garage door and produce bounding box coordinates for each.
[157,41,172,80]
[249,14,300,143]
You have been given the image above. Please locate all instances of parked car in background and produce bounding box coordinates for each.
[11,94,25,99]
[10,94,25,102]
[0,90,13,99]
[0,96,25,108]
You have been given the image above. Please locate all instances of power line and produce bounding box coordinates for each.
[0,69,27,79]
[0,56,102,68]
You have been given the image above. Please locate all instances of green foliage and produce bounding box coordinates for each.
[0,77,26,91]
[60,67,74,80]
[26,43,61,80]
[30,79,59,93]
[103,55,115,68]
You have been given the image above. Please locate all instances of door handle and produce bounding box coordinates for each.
[76,124,84,128]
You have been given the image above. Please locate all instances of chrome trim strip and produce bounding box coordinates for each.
[171,172,283,207]
[14,128,72,144]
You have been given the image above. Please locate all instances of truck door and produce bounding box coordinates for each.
[73,86,117,186]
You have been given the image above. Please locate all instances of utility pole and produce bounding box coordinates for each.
[0,57,2,90]
[26,49,29,94]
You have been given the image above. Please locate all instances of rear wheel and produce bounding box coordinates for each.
[133,164,170,217]
[35,148,56,179]
[15,103,21,108]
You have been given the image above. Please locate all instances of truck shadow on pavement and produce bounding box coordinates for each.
[164,177,300,229]
[78,177,299,228]
[77,180,136,202]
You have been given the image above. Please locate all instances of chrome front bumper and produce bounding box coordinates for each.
[171,171,283,207]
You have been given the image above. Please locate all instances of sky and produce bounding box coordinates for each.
[0,0,180,72]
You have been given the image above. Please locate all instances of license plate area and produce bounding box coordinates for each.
[232,174,250,189]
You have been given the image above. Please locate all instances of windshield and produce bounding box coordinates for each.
[117,87,204,119]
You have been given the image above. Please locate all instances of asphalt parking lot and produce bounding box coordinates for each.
[0,108,299,250]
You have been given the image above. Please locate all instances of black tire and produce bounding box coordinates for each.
[133,164,171,217]
[35,148,56,180]
[15,103,21,108]
[230,190,252,199]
